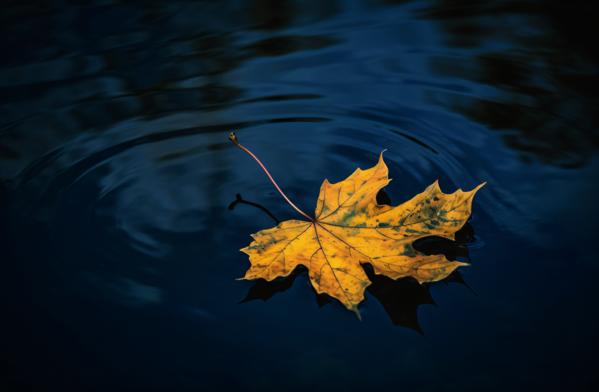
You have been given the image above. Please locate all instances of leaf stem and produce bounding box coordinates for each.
[229,132,314,221]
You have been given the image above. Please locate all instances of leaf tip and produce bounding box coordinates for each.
[352,306,362,321]
[474,181,487,192]
[378,149,388,163]
[466,182,486,199]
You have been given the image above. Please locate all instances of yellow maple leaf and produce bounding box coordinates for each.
[231,133,484,316]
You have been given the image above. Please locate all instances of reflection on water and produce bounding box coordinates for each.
[2,0,598,390]
[423,0,599,167]
[2,0,596,176]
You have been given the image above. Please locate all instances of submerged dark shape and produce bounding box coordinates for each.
[364,270,436,333]
[240,268,301,303]
[230,191,475,331]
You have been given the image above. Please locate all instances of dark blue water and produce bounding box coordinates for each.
[2,1,598,390]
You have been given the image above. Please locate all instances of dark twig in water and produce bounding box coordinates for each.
[228,193,281,224]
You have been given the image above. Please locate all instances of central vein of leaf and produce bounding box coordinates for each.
[312,222,354,306]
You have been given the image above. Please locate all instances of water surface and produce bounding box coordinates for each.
[2,1,598,390]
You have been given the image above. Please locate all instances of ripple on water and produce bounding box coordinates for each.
[1,0,597,327]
